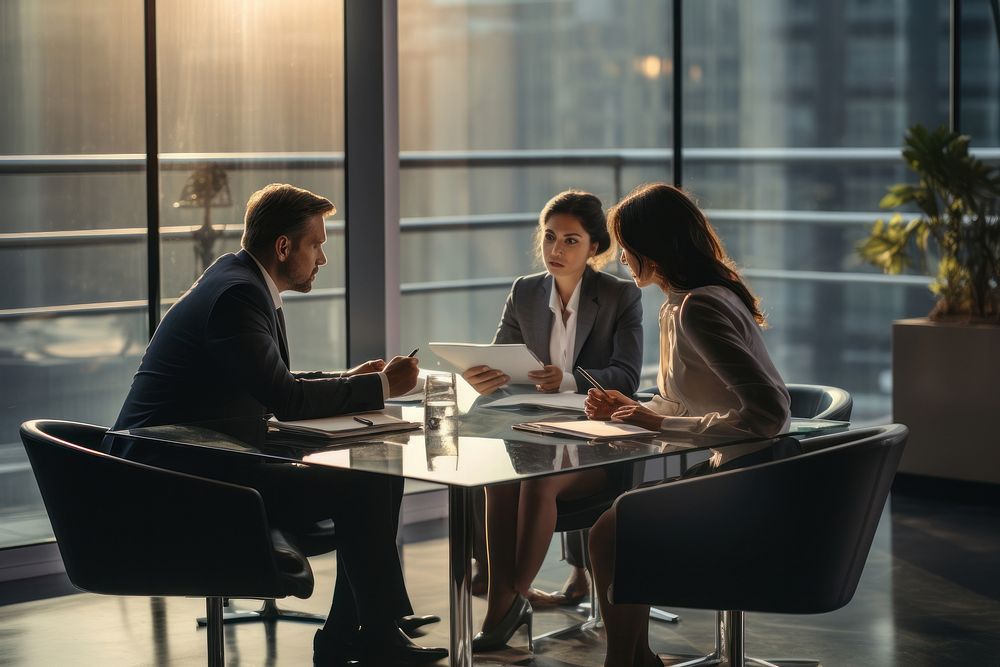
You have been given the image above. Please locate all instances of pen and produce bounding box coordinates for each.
[408,348,419,357]
[353,416,374,426]
[576,366,609,398]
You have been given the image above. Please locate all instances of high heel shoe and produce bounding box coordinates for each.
[471,594,533,653]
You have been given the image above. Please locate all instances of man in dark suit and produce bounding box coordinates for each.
[111,183,445,666]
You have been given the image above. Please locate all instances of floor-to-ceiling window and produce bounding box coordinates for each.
[0,0,346,553]
[398,0,999,422]
[397,0,674,371]
[0,1,147,549]
[681,0,954,421]
[157,0,347,373]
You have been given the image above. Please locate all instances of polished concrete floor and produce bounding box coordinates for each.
[0,492,998,666]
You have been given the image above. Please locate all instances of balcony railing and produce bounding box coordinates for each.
[4,146,993,322]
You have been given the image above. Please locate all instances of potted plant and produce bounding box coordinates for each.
[859,124,1000,485]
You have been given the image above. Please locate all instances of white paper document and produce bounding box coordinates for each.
[429,342,544,385]
[486,392,587,412]
[512,419,658,441]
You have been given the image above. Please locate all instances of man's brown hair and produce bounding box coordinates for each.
[241,183,335,255]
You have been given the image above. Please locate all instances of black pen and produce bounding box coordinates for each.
[353,416,375,426]
[408,348,419,357]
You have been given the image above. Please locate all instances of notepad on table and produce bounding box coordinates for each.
[512,419,658,441]
[269,411,421,441]
[429,342,544,385]
[486,392,587,412]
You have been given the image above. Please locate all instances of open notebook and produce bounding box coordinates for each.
[512,419,658,441]
[269,411,421,441]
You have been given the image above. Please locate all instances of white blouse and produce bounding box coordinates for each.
[548,276,583,393]
[646,285,790,438]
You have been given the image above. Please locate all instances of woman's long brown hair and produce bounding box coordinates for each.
[608,183,766,325]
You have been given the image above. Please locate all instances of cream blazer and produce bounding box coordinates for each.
[646,285,791,438]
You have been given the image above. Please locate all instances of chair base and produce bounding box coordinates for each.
[661,657,819,667]
[657,611,821,667]
[196,598,326,627]
[650,606,681,623]
[532,616,603,643]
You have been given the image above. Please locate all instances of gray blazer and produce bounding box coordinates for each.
[492,267,643,395]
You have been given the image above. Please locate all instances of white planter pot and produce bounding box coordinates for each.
[893,318,1000,484]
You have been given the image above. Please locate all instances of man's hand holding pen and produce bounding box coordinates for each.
[344,359,387,376]
[385,354,420,397]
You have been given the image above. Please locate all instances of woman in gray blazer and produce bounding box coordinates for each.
[466,190,643,651]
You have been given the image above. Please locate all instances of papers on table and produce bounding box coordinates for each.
[485,392,587,412]
[429,342,544,385]
[512,419,658,441]
[269,411,421,442]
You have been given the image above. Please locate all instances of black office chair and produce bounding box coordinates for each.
[637,383,853,422]
[20,419,315,667]
[196,520,337,628]
[786,383,853,422]
[609,424,908,667]
[629,382,854,627]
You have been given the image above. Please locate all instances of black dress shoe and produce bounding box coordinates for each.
[313,629,357,666]
[397,614,441,637]
[357,627,448,665]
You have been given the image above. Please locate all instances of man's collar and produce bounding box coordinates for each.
[246,250,283,309]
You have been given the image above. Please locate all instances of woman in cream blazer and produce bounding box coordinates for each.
[585,183,791,667]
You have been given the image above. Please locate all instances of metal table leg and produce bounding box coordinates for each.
[448,486,474,667]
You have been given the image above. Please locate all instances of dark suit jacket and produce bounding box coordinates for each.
[492,267,643,395]
[112,249,382,432]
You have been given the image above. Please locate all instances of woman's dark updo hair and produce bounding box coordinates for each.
[608,183,767,325]
[534,190,614,270]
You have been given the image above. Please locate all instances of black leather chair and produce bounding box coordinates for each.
[786,383,853,422]
[629,382,854,628]
[609,424,908,667]
[20,419,315,667]
[637,383,853,423]
[196,520,337,628]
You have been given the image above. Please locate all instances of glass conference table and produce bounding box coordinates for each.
[109,387,846,667]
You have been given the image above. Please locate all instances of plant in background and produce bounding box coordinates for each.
[859,124,1000,324]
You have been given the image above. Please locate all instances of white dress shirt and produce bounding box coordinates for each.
[548,276,583,393]
[247,250,389,399]
[247,250,284,309]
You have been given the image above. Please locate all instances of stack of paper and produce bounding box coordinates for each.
[269,412,421,441]
[513,419,658,441]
